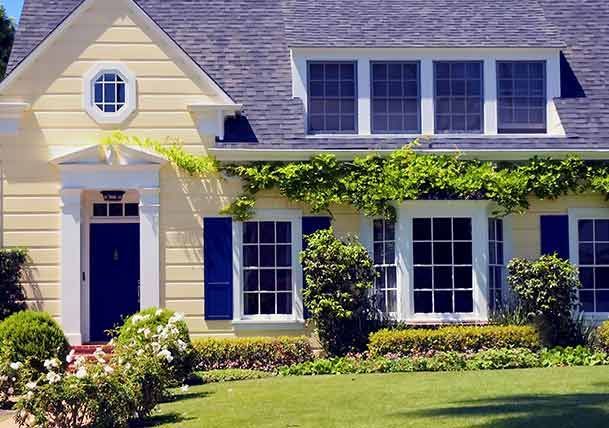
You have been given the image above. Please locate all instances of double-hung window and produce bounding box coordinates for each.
[577,219,609,313]
[434,61,483,134]
[497,61,546,133]
[488,218,505,310]
[412,217,474,313]
[242,221,294,316]
[308,61,357,134]
[372,219,398,314]
[371,61,420,133]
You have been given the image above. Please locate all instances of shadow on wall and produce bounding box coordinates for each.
[397,392,609,428]
[22,256,43,311]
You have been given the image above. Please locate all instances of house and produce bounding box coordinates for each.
[0,0,607,345]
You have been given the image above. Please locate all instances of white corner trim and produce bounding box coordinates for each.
[567,208,609,266]
[232,209,304,324]
[83,62,137,125]
[0,0,234,105]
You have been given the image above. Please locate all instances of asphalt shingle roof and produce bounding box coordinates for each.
[6,0,609,151]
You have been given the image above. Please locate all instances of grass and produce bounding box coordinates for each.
[143,366,609,428]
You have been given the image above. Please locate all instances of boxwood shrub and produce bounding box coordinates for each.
[0,310,69,373]
[194,336,314,371]
[368,325,541,357]
[596,320,609,352]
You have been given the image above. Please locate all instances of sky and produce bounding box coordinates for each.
[1,0,24,22]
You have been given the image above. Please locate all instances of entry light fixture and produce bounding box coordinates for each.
[100,190,126,201]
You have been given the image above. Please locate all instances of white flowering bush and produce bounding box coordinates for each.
[14,355,135,428]
[9,308,193,427]
[114,307,194,383]
[0,355,22,408]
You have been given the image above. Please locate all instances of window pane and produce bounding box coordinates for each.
[371,61,420,133]
[413,218,431,240]
[580,267,594,289]
[243,246,258,267]
[260,293,275,314]
[596,220,609,241]
[276,245,292,267]
[260,270,275,291]
[433,218,452,240]
[413,242,432,265]
[453,218,472,240]
[434,290,452,313]
[260,222,275,243]
[244,294,258,315]
[433,242,452,264]
[434,61,483,134]
[277,270,292,291]
[243,222,258,243]
[244,270,259,291]
[455,290,473,312]
[308,62,357,133]
[108,203,122,216]
[277,293,292,314]
[453,242,472,265]
[414,291,433,313]
[276,222,291,243]
[260,245,275,267]
[414,266,433,289]
[93,203,107,217]
[124,203,139,216]
[497,61,546,133]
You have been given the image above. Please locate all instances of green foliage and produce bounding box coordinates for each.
[300,229,377,355]
[367,325,541,357]
[114,307,194,384]
[0,310,69,375]
[279,348,543,376]
[14,361,136,428]
[540,346,609,367]
[220,142,609,221]
[0,248,28,321]
[597,320,609,352]
[488,301,532,326]
[193,336,313,372]
[191,369,273,384]
[0,6,14,80]
[101,131,218,176]
[507,254,581,346]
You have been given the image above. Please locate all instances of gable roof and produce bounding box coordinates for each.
[6,0,609,152]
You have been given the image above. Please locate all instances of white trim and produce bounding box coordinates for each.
[209,148,609,162]
[54,144,163,344]
[0,0,234,104]
[231,209,304,326]
[568,208,609,320]
[187,103,242,141]
[83,63,137,125]
[398,200,490,323]
[291,47,563,138]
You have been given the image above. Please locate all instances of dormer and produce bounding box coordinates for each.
[291,48,564,138]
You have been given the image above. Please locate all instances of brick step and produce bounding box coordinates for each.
[70,344,114,356]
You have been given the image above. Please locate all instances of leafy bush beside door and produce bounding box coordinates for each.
[0,248,28,321]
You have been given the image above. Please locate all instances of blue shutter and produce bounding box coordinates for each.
[204,217,233,320]
[302,216,332,318]
[540,215,570,260]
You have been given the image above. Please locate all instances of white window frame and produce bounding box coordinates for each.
[399,200,491,323]
[232,209,304,329]
[83,62,137,125]
[360,216,402,319]
[291,47,563,137]
[568,208,609,320]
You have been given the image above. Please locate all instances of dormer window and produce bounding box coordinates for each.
[434,61,483,134]
[371,61,420,133]
[83,63,137,125]
[497,61,546,134]
[307,61,357,134]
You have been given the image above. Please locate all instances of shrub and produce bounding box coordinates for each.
[192,369,272,384]
[540,346,609,367]
[300,228,377,355]
[466,348,540,370]
[507,254,581,346]
[194,336,313,372]
[113,310,193,418]
[14,356,136,428]
[114,307,194,383]
[0,351,23,408]
[0,311,69,375]
[596,320,609,352]
[0,248,28,321]
[368,325,541,357]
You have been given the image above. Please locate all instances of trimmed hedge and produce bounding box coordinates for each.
[193,336,314,372]
[368,325,541,357]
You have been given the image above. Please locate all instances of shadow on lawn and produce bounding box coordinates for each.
[396,393,609,428]
[136,412,193,427]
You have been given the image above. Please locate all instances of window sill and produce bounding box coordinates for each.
[405,314,487,324]
[232,319,305,331]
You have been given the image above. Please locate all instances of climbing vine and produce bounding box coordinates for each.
[102,132,609,221]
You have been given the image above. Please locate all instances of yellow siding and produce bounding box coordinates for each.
[3,0,607,340]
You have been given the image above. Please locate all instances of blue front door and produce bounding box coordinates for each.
[90,223,140,342]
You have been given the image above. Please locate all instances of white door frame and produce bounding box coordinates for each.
[53,145,165,344]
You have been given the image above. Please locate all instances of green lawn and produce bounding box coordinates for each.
[144,366,609,428]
